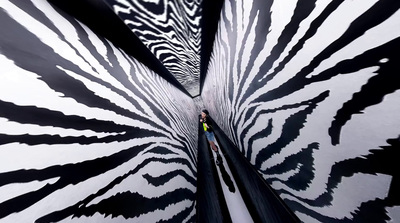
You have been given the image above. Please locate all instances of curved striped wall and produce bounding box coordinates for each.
[105,0,202,96]
[0,1,198,222]
[201,0,400,222]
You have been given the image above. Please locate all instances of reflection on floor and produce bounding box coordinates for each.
[210,142,254,223]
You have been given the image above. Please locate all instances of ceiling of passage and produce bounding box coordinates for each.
[48,0,223,97]
[104,0,202,96]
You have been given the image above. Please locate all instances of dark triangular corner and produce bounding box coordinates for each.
[47,0,191,97]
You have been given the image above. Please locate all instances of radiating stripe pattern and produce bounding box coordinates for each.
[201,0,400,222]
[0,1,198,222]
[105,0,202,96]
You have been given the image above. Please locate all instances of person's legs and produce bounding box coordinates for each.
[205,132,218,152]
[205,131,222,164]
[209,140,222,165]
[209,140,218,152]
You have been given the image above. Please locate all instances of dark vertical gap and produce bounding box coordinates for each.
[197,116,232,223]
[199,0,225,94]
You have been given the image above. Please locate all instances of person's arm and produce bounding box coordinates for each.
[205,118,212,129]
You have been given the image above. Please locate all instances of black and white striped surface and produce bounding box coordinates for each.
[104,0,202,97]
[0,1,198,222]
[201,0,400,222]
[209,141,253,223]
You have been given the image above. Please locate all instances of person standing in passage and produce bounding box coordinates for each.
[200,109,222,165]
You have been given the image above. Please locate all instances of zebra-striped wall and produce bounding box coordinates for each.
[0,1,198,222]
[201,0,400,222]
[104,0,202,96]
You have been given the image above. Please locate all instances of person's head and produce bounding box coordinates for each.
[201,109,209,118]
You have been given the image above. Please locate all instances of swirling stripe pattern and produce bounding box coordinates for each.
[0,1,198,222]
[201,0,400,222]
[106,0,202,96]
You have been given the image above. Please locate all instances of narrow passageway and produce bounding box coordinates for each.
[197,114,300,223]
[210,141,254,223]
[1,0,398,222]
